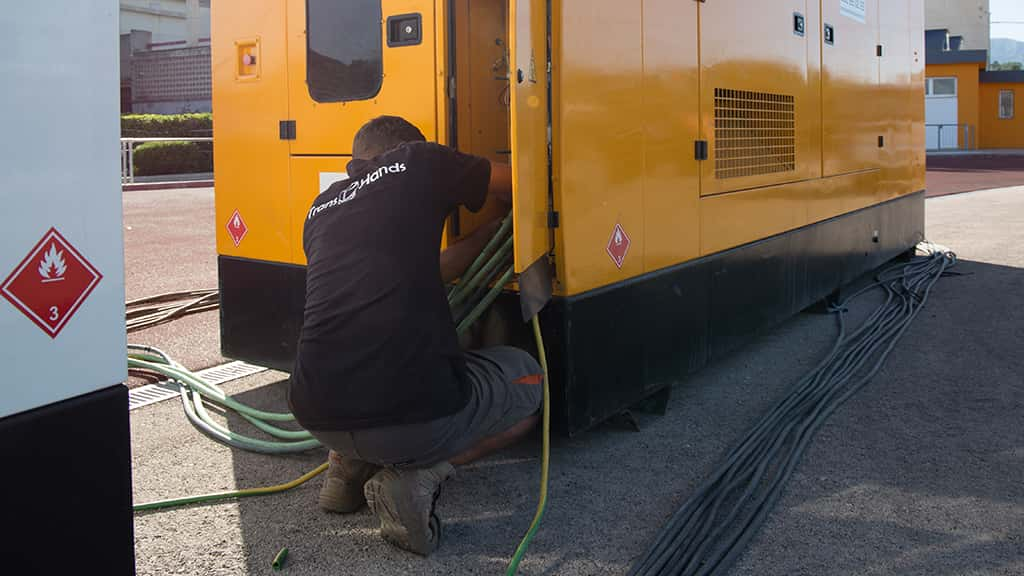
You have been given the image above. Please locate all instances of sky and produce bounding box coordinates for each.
[991,0,1024,42]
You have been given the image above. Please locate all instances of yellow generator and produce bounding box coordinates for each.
[213,0,926,435]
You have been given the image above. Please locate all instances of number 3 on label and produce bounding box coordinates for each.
[49,306,59,322]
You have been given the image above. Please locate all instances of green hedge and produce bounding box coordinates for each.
[121,113,212,138]
[133,141,213,176]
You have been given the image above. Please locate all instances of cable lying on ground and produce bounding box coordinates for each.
[629,245,957,576]
[126,289,219,333]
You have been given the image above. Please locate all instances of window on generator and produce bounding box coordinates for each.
[999,90,1015,119]
[306,0,383,102]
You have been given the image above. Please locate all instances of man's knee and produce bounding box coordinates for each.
[480,345,542,379]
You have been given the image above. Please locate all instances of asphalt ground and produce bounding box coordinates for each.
[926,153,1024,198]
[128,185,1023,575]
[123,187,224,383]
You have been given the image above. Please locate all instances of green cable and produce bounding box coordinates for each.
[130,357,297,422]
[134,463,329,512]
[450,214,513,299]
[450,233,514,308]
[128,356,319,453]
[456,265,515,334]
[272,547,289,571]
[506,315,551,575]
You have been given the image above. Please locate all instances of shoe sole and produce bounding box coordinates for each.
[365,472,446,556]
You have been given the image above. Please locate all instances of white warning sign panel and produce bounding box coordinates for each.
[840,0,866,23]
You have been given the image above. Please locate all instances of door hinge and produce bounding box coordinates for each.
[279,120,296,140]
[877,44,884,57]
[547,210,560,229]
[695,140,709,161]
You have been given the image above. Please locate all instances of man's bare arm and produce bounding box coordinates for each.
[488,163,513,205]
[440,218,503,284]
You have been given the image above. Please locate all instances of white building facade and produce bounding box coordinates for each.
[926,0,991,53]
[120,0,212,113]
[120,0,210,47]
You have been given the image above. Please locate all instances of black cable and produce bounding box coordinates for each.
[126,289,220,332]
[629,247,956,576]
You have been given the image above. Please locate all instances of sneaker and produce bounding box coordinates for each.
[364,461,456,556]
[318,451,381,514]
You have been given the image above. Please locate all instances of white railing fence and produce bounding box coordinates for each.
[120,137,213,184]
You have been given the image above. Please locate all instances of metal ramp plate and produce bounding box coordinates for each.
[128,361,267,411]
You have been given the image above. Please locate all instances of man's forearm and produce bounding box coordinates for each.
[440,219,501,283]
[489,163,513,205]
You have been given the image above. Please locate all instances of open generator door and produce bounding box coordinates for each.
[509,0,551,277]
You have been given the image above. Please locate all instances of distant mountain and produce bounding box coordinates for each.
[991,38,1024,65]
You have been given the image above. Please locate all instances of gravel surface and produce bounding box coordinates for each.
[129,186,1024,575]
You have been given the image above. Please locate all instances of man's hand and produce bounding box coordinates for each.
[440,218,504,284]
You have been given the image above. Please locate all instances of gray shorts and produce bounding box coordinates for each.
[309,346,543,468]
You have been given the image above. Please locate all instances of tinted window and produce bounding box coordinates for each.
[307,0,383,102]
[931,78,957,96]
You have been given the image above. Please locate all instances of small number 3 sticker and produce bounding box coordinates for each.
[49,306,59,321]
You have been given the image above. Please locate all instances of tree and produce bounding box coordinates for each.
[990,61,1023,71]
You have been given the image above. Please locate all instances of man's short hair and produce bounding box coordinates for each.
[352,116,426,159]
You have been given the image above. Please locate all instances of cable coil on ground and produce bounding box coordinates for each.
[629,245,957,576]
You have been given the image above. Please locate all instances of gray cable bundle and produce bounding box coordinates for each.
[630,245,957,576]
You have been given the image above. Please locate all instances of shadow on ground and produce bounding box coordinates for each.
[207,259,1023,575]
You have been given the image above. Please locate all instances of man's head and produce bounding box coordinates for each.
[352,116,426,160]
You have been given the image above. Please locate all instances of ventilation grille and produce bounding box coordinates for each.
[714,88,796,179]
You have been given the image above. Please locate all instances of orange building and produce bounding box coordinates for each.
[925,29,1023,150]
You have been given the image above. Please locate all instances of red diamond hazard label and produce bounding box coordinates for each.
[1,228,102,338]
[226,209,248,247]
[606,222,631,269]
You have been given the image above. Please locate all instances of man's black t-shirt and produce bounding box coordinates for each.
[288,142,491,431]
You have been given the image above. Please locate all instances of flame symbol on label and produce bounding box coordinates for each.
[615,231,624,246]
[38,244,67,282]
[233,215,241,228]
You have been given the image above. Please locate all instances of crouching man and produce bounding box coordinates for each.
[288,116,542,555]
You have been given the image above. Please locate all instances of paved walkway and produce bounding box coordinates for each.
[927,152,1024,197]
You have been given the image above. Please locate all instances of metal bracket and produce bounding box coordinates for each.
[518,255,554,322]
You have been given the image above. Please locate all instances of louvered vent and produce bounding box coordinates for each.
[714,89,796,179]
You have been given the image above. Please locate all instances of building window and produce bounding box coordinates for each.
[926,77,957,97]
[999,90,1015,119]
[306,0,383,103]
